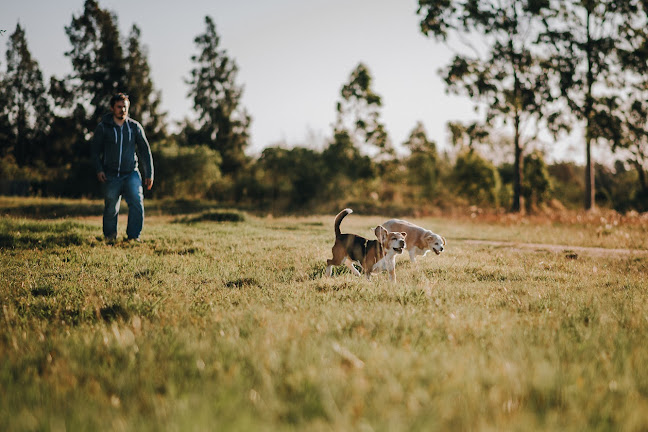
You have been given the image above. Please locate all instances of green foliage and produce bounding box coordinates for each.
[124,25,166,142]
[419,1,555,212]
[336,63,391,157]
[453,149,501,206]
[152,139,222,199]
[536,1,647,209]
[0,23,52,167]
[522,151,552,211]
[3,1,648,215]
[404,122,439,201]
[548,162,584,210]
[254,146,326,211]
[185,16,250,176]
[595,162,642,213]
[64,0,127,133]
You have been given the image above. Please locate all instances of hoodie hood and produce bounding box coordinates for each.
[101,112,123,127]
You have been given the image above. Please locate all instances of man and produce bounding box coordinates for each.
[91,93,154,242]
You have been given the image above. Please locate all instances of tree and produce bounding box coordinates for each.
[538,0,631,210]
[0,23,52,167]
[447,121,490,152]
[453,148,501,207]
[124,24,166,142]
[403,121,439,200]
[610,3,648,207]
[257,146,325,211]
[64,0,126,134]
[322,129,375,181]
[418,0,559,212]
[186,16,250,176]
[335,63,391,157]
[153,140,222,198]
[521,150,551,211]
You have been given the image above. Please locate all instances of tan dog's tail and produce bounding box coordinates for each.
[334,208,353,238]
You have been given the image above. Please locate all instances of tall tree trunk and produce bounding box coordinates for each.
[511,38,522,213]
[584,7,595,211]
[512,115,522,213]
[585,134,595,210]
[633,160,647,194]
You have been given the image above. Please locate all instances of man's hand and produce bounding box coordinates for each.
[144,178,153,190]
[97,172,107,183]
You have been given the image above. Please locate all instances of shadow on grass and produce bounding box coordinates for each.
[225,277,260,289]
[0,198,243,219]
[0,202,103,219]
[308,263,357,280]
[175,209,246,224]
[31,285,55,297]
[0,219,95,250]
[100,303,130,322]
[0,232,88,249]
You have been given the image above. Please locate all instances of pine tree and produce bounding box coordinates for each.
[403,122,439,200]
[0,23,52,166]
[125,24,166,142]
[64,0,126,133]
[186,16,250,176]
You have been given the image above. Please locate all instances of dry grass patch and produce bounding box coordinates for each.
[1,201,648,431]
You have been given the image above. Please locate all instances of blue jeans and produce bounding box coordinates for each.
[103,170,145,239]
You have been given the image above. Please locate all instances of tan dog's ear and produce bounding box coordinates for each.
[401,232,407,237]
[442,236,446,245]
[374,225,388,243]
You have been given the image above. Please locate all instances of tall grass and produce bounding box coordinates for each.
[1,199,647,431]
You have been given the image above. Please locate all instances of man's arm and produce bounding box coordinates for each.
[135,123,154,190]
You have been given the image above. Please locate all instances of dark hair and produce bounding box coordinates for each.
[110,93,130,107]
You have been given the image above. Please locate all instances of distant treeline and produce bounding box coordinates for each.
[1,0,648,214]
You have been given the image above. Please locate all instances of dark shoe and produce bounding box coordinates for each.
[105,234,117,244]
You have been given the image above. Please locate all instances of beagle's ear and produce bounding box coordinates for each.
[442,236,447,245]
[374,225,388,242]
[401,232,407,237]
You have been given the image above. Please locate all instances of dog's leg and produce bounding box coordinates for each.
[364,266,372,280]
[325,265,333,277]
[388,257,396,282]
[327,242,347,278]
[372,256,385,272]
[342,257,362,276]
[408,248,418,264]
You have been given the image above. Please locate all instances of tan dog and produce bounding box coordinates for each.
[326,209,406,281]
[372,230,408,282]
[382,219,445,264]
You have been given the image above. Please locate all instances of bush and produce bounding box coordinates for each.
[522,151,552,212]
[152,141,222,199]
[452,149,501,207]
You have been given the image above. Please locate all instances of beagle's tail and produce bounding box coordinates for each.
[334,208,353,238]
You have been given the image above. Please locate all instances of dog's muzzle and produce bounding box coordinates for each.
[394,240,405,254]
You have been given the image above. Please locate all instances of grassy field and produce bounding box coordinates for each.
[1,197,648,431]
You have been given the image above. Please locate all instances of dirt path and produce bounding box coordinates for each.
[461,239,648,258]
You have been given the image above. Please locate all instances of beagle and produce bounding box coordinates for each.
[326,209,406,281]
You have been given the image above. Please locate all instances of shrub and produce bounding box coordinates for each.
[452,149,501,207]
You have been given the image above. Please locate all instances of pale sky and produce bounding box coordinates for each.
[3,0,586,161]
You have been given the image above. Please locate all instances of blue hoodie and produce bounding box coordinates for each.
[91,113,154,180]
